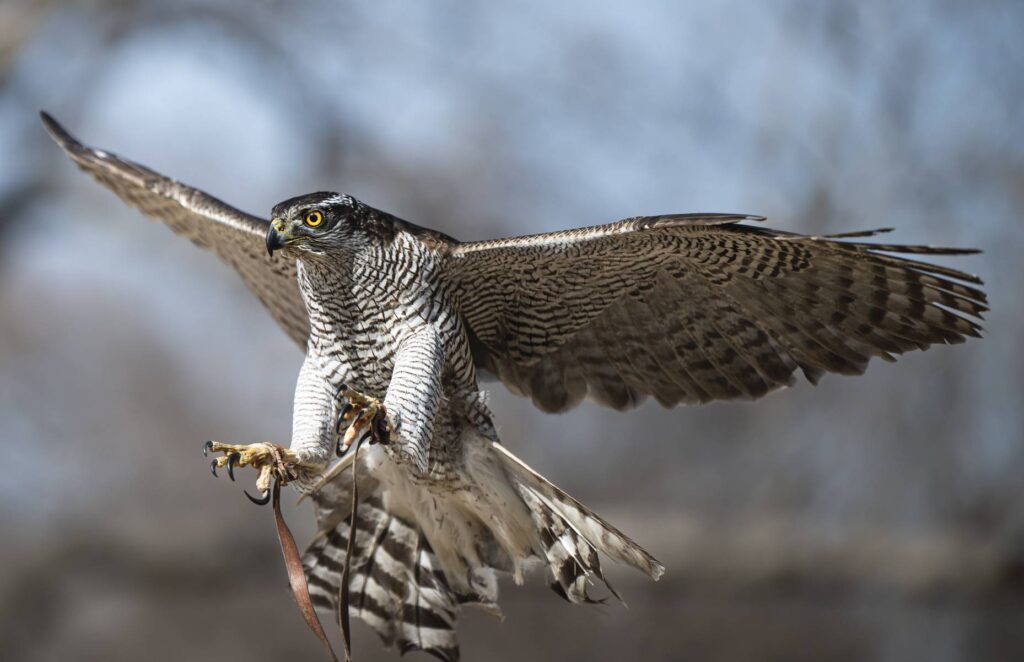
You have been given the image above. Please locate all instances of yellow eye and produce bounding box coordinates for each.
[305,210,324,227]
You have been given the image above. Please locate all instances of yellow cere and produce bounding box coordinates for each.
[305,210,324,227]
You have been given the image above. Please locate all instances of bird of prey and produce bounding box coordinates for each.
[42,112,986,661]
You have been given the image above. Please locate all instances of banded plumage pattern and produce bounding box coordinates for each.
[303,443,662,659]
[286,226,474,475]
[43,112,985,661]
[448,221,986,411]
[493,442,665,592]
[304,485,495,661]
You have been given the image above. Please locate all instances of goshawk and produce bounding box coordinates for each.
[42,112,986,661]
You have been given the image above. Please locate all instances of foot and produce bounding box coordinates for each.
[203,440,301,504]
[336,385,392,456]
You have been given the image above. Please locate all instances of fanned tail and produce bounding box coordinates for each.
[302,438,663,659]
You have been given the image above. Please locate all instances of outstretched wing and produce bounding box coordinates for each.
[41,112,309,347]
[444,215,986,412]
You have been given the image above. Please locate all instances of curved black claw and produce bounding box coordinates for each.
[375,417,391,444]
[336,403,353,433]
[210,459,218,477]
[202,440,213,457]
[244,489,271,506]
[226,452,241,482]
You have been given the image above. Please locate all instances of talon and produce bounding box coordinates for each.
[336,403,353,432]
[202,440,213,457]
[203,442,300,491]
[227,452,241,481]
[244,489,271,506]
[375,417,390,443]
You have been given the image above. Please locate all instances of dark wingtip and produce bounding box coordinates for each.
[823,227,894,239]
[914,246,983,256]
[39,110,81,152]
[39,110,62,137]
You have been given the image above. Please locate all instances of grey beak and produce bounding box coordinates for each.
[266,225,285,256]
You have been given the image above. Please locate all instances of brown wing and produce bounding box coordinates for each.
[41,112,309,347]
[445,215,986,412]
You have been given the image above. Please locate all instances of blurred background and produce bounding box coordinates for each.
[0,1,1021,661]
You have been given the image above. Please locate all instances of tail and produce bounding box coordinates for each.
[302,464,497,662]
[488,442,664,603]
[302,441,663,660]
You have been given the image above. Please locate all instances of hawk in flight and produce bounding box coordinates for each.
[42,112,986,660]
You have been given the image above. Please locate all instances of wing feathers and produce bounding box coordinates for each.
[448,218,985,412]
[41,112,309,348]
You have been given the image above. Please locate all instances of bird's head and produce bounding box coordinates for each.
[266,191,363,257]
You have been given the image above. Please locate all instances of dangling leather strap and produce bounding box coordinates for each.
[272,480,342,662]
[338,436,364,662]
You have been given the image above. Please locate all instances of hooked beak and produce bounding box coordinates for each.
[266,218,288,256]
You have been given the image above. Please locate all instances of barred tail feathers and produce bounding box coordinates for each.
[303,489,497,662]
[488,442,665,602]
[302,439,663,659]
